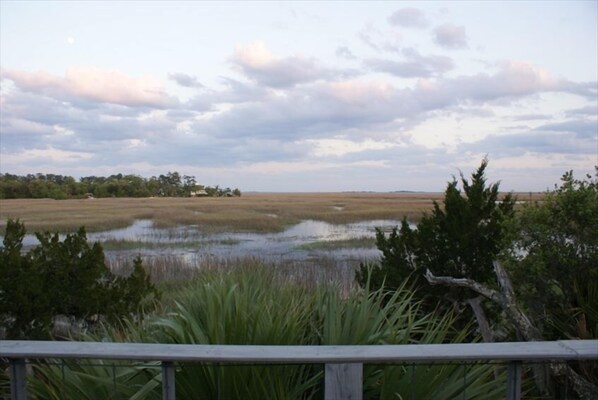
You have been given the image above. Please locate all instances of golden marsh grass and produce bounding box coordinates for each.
[0,192,540,233]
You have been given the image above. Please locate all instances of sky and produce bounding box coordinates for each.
[0,1,596,192]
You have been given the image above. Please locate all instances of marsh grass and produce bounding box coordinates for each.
[108,255,360,298]
[1,192,541,235]
[0,193,445,233]
[0,192,544,233]
[296,236,376,251]
[101,238,240,251]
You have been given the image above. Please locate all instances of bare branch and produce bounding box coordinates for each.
[424,269,501,303]
[551,363,598,400]
[493,260,515,301]
[466,296,495,342]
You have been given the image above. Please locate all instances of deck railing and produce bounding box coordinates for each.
[2,339,597,400]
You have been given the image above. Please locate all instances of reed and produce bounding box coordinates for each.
[1,192,542,234]
[0,193,447,233]
[296,236,376,251]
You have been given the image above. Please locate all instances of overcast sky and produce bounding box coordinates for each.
[1,1,596,192]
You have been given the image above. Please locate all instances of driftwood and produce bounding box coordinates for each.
[424,262,598,400]
[466,296,495,342]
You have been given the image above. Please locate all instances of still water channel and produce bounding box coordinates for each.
[14,219,405,268]
[98,219,401,264]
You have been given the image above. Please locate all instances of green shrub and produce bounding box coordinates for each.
[0,219,157,339]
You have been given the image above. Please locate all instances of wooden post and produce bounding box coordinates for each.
[9,358,27,400]
[506,361,522,400]
[325,363,362,400]
[162,361,175,400]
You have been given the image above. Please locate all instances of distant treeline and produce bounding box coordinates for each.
[0,172,241,199]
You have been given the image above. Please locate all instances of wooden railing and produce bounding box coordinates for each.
[2,340,597,400]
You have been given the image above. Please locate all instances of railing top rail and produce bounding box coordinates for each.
[1,340,597,364]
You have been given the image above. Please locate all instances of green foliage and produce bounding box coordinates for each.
[29,359,161,400]
[28,267,505,400]
[0,172,241,199]
[358,159,516,299]
[0,220,157,339]
[0,220,53,339]
[511,169,598,342]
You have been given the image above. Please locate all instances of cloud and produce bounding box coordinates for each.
[303,138,399,157]
[186,77,270,111]
[475,132,593,155]
[416,61,573,107]
[0,117,55,136]
[2,51,594,192]
[169,73,204,88]
[388,8,428,28]
[464,119,597,156]
[336,46,357,60]
[565,104,598,117]
[365,48,454,78]
[183,60,593,147]
[511,114,550,121]
[534,119,597,139]
[2,146,94,164]
[434,24,468,49]
[1,67,178,108]
[231,41,333,87]
[357,24,402,53]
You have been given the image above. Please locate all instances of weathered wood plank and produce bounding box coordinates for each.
[1,340,596,364]
[325,363,362,400]
[9,358,28,400]
[162,362,176,400]
[506,361,522,400]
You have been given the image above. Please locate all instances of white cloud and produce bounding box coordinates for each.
[325,80,395,105]
[53,125,75,136]
[1,118,55,136]
[304,138,399,157]
[388,8,429,28]
[2,146,94,164]
[232,41,333,87]
[169,73,204,89]
[240,159,389,174]
[434,24,468,49]
[365,48,454,78]
[1,67,177,108]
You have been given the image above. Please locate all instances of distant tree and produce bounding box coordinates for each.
[0,172,239,199]
[158,171,183,196]
[183,175,198,196]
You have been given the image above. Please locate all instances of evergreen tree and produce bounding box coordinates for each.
[0,220,157,339]
[358,159,516,299]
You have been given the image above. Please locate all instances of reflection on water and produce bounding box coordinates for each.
[9,218,408,270]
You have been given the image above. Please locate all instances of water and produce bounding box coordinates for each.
[8,219,405,267]
[100,219,402,263]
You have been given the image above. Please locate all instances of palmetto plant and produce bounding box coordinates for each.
[28,265,505,399]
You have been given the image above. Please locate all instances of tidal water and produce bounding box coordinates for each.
[10,219,404,267]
